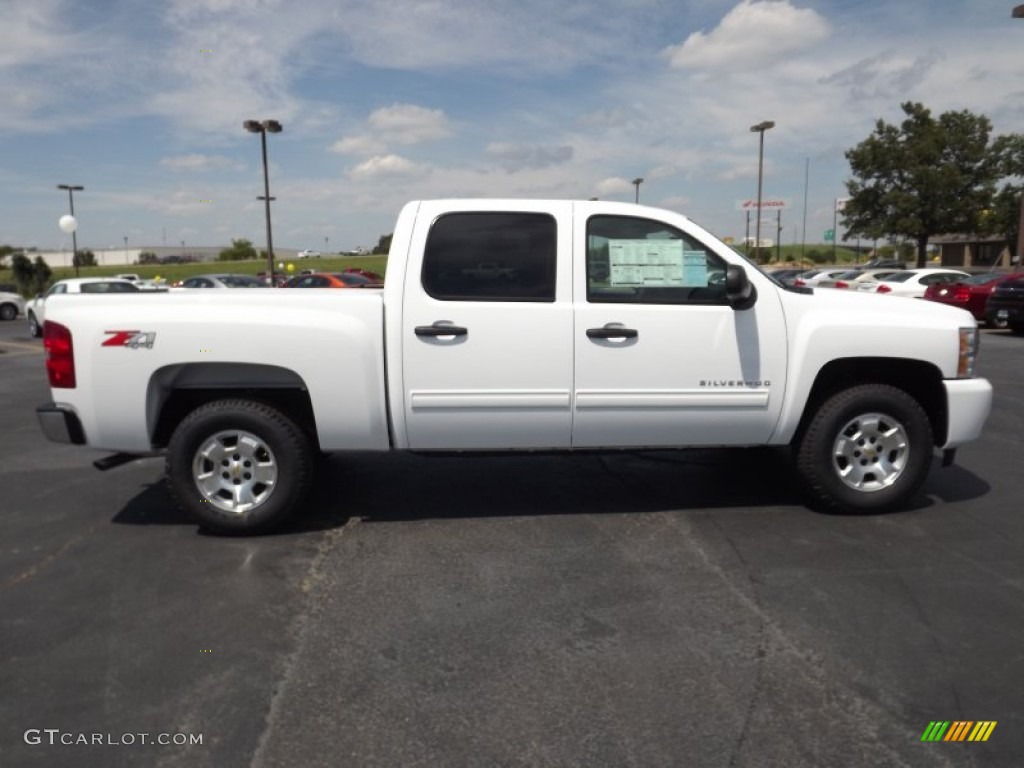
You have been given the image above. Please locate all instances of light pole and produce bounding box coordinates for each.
[749,121,774,261]
[244,119,283,285]
[1015,6,1024,268]
[632,177,644,204]
[57,184,84,276]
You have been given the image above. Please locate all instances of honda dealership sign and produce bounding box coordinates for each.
[735,198,791,211]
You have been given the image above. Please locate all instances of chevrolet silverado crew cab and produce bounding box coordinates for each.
[36,200,993,534]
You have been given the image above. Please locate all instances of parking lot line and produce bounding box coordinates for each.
[0,340,43,354]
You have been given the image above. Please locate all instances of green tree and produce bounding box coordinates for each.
[11,254,52,295]
[218,238,258,261]
[982,134,1024,258]
[75,249,97,267]
[372,233,393,255]
[842,102,1003,268]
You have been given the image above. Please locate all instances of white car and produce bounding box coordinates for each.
[792,268,852,288]
[173,274,266,289]
[857,269,970,298]
[815,269,904,290]
[1,291,26,321]
[297,250,321,259]
[27,277,139,337]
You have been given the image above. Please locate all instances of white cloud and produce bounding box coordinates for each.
[595,177,635,197]
[486,143,573,173]
[368,104,452,144]
[330,135,387,156]
[664,0,829,73]
[160,154,244,172]
[348,154,429,181]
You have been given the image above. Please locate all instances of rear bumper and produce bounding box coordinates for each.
[942,378,993,449]
[37,402,86,445]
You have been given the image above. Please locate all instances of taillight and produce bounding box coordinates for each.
[44,321,76,388]
[952,284,971,303]
[794,279,806,287]
[835,280,849,289]
[876,284,892,293]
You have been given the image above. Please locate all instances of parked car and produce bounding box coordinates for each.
[923,272,1021,328]
[0,282,18,293]
[343,267,385,282]
[792,268,852,288]
[857,269,970,298]
[174,274,266,289]
[256,272,290,287]
[813,270,865,289]
[283,272,383,289]
[834,269,905,289]
[27,278,139,337]
[297,249,322,259]
[862,258,907,269]
[1,290,26,321]
[985,276,1024,333]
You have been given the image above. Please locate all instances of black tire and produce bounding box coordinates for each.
[1010,322,1024,335]
[986,315,1008,330]
[28,312,41,337]
[794,384,933,514]
[0,303,16,321]
[166,399,314,535]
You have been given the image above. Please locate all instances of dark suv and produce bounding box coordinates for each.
[985,275,1024,333]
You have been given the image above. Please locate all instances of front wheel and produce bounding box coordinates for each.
[28,312,41,337]
[166,399,314,534]
[794,384,933,514]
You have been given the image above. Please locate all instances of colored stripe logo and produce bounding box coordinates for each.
[921,721,996,742]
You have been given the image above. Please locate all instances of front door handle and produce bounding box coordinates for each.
[415,322,468,337]
[586,326,638,340]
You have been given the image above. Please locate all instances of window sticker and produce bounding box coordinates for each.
[607,240,708,287]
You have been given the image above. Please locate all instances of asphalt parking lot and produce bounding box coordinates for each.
[2,317,1023,768]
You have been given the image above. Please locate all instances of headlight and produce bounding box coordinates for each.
[957,326,979,378]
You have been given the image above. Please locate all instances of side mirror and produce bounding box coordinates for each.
[725,265,757,310]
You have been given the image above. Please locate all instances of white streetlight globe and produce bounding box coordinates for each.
[59,214,77,233]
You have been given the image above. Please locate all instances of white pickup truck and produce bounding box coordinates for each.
[36,200,993,534]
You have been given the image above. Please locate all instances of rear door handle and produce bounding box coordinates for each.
[586,326,638,340]
[415,322,468,337]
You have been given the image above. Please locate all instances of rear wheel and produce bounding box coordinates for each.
[166,399,314,534]
[0,303,16,321]
[795,384,933,513]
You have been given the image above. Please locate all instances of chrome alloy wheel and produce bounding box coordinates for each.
[832,412,909,492]
[193,430,278,513]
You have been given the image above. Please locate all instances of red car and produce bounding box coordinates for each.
[342,267,384,282]
[283,272,383,289]
[923,272,1020,328]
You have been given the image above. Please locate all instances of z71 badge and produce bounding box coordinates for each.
[102,330,156,349]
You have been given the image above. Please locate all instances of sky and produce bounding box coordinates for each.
[1,0,1023,254]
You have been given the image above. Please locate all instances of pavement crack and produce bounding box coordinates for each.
[249,516,359,768]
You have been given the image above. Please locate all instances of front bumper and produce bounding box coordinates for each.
[942,378,993,449]
[37,402,86,445]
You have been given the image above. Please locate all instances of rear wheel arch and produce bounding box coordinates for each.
[147,363,318,449]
